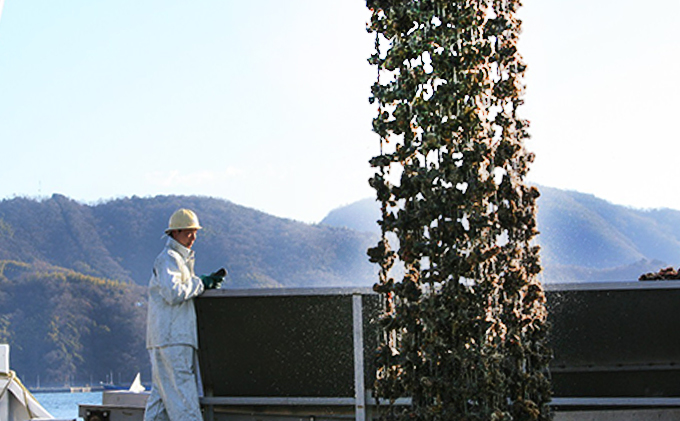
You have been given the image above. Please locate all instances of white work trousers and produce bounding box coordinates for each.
[144,345,203,421]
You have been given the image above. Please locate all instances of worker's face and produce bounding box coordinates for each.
[172,229,198,249]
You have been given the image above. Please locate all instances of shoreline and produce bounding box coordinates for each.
[30,385,105,394]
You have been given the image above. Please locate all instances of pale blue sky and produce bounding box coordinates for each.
[0,1,678,223]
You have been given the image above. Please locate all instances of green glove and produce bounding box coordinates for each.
[200,268,227,289]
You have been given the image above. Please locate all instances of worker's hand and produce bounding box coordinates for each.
[199,274,221,289]
[200,268,227,289]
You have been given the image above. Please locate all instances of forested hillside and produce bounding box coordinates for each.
[0,260,147,387]
[321,186,680,282]
[0,194,378,288]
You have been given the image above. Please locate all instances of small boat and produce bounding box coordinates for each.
[100,382,126,391]
[100,373,145,392]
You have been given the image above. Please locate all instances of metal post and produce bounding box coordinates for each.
[202,386,215,421]
[353,294,366,421]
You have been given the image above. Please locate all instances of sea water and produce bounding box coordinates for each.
[32,391,102,420]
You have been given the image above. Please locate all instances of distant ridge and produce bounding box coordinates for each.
[1,187,677,285]
[0,194,378,288]
[320,186,680,283]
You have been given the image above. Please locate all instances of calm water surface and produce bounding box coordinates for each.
[32,391,102,420]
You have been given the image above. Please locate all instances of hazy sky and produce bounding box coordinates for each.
[0,1,678,223]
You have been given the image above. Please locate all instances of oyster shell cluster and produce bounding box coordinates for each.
[639,267,680,281]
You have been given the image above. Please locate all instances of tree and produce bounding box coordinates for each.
[366,1,552,419]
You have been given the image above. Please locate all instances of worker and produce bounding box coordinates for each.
[144,208,225,421]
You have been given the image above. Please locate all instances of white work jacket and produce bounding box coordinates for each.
[146,236,205,349]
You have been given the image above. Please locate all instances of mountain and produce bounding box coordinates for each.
[536,187,680,281]
[320,186,680,282]
[2,188,676,287]
[323,198,382,234]
[0,194,378,288]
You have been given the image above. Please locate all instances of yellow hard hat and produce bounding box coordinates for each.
[165,208,202,233]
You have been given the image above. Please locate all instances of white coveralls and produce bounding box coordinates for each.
[144,236,205,421]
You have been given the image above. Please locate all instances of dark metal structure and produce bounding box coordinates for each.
[546,281,680,411]
[196,288,381,421]
[194,281,680,420]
